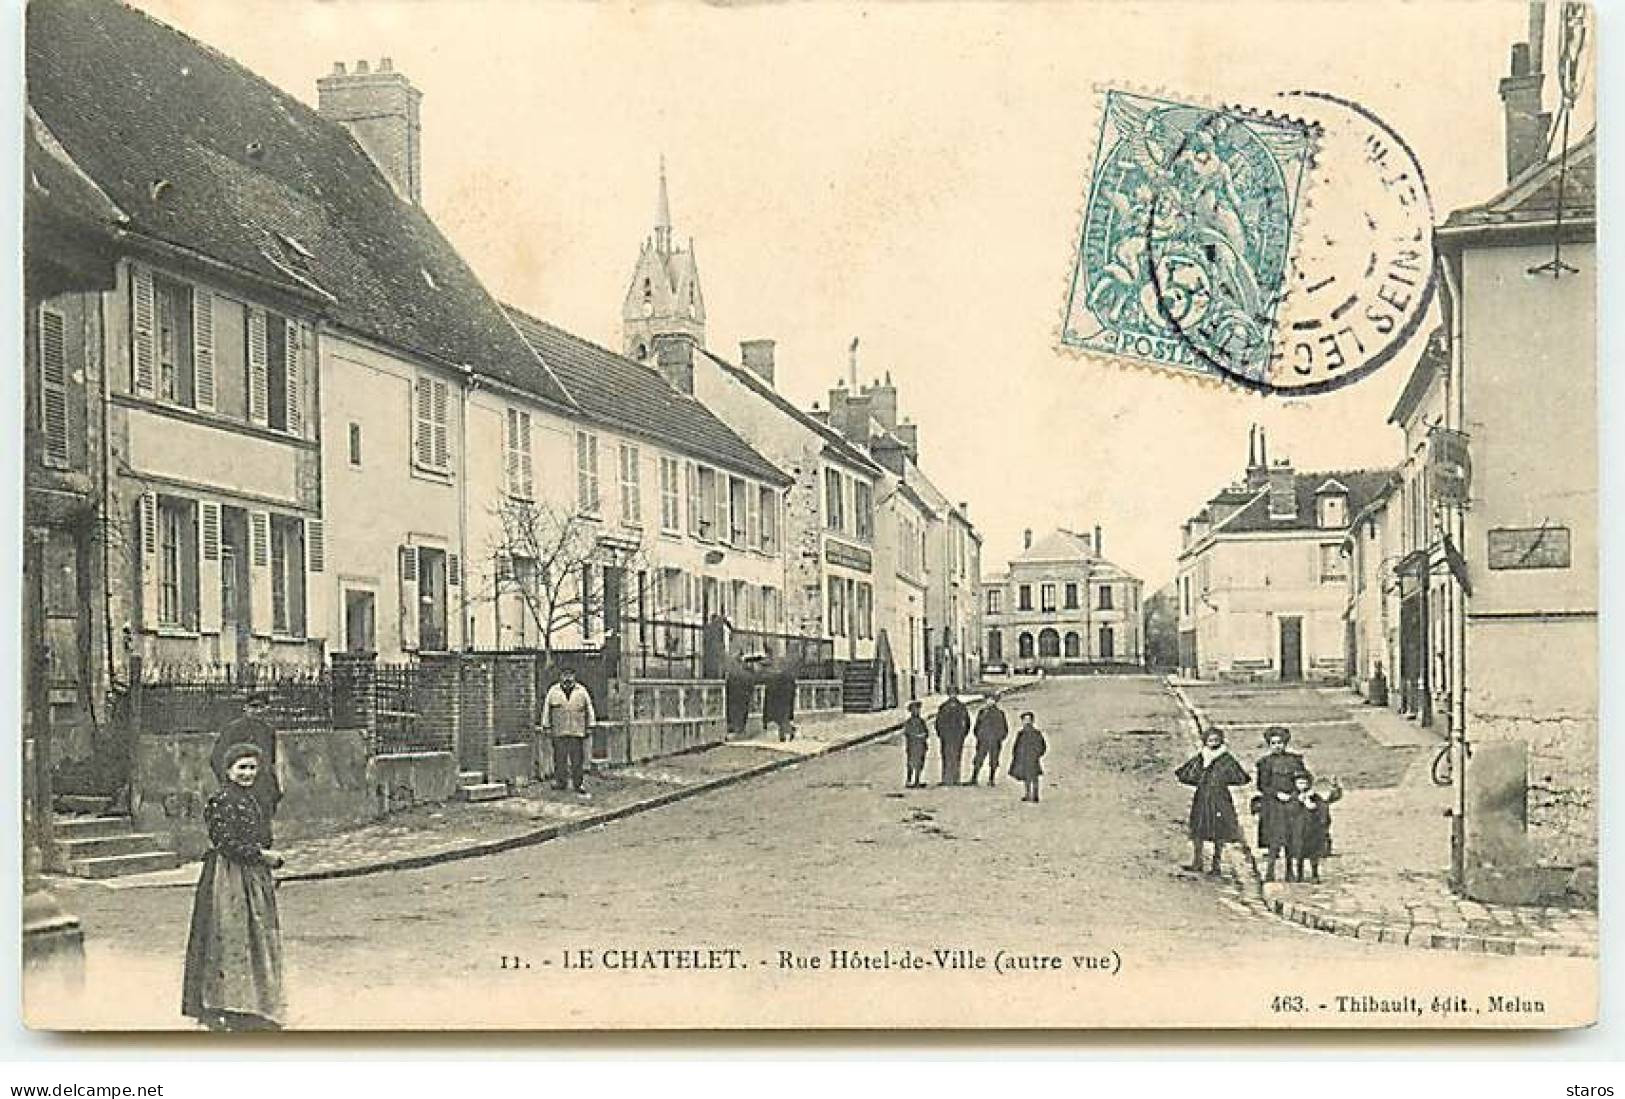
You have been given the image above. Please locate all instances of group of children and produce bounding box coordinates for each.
[1175,724,1342,883]
[900,696,1049,802]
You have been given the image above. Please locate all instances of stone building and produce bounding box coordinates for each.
[982,527,1142,673]
[1176,427,1393,683]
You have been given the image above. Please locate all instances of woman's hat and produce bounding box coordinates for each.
[221,741,264,768]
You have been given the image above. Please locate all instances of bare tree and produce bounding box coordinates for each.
[474,498,660,663]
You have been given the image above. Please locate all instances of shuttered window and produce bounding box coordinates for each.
[659,457,681,533]
[505,408,533,498]
[413,375,452,472]
[37,306,70,468]
[576,431,600,515]
[618,443,641,526]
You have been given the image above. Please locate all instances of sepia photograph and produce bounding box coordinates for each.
[15,0,1599,1032]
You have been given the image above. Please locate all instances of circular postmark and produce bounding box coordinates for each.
[1141,93,1435,394]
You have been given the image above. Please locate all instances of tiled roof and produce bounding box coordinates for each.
[1206,469,1398,536]
[505,308,787,485]
[27,0,572,410]
[26,106,126,231]
[1443,129,1596,229]
[696,348,883,477]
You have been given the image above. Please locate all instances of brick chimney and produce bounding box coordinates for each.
[865,373,898,431]
[1023,528,1033,550]
[1094,524,1103,556]
[1499,5,1552,183]
[652,332,697,395]
[740,339,776,387]
[1267,459,1298,519]
[893,420,919,461]
[319,58,423,203]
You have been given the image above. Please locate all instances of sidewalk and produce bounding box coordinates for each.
[1167,679,1597,958]
[64,690,1011,892]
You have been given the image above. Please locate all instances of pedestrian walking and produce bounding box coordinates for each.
[1174,726,1250,875]
[1283,771,1343,883]
[541,667,597,796]
[902,699,930,788]
[724,650,757,738]
[969,697,1009,786]
[181,742,285,1031]
[933,691,970,785]
[1008,711,1047,802]
[761,647,798,742]
[1253,726,1305,882]
[210,689,282,822]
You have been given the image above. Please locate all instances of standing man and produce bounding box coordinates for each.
[541,667,597,797]
[969,696,1009,786]
[1254,725,1304,882]
[901,700,930,789]
[934,691,970,786]
[211,689,282,824]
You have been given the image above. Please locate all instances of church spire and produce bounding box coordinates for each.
[654,154,672,253]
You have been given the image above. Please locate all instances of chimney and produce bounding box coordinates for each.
[318,58,424,203]
[865,372,899,431]
[893,421,919,461]
[1247,425,1270,491]
[1268,459,1297,519]
[1094,524,1103,557]
[652,332,697,395]
[740,339,776,387]
[1500,5,1552,182]
[848,337,860,387]
[1023,528,1033,550]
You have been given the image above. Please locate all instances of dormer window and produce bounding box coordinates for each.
[1315,480,1349,528]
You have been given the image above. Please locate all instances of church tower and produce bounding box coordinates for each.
[622,157,706,361]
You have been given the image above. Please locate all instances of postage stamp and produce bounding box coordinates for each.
[1061,89,1316,386]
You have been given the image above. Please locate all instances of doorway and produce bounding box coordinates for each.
[344,589,376,654]
[220,507,251,674]
[1279,616,1304,682]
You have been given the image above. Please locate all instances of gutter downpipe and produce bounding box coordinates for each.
[1440,247,1470,892]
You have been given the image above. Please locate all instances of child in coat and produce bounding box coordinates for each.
[901,700,930,789]
[1008,712,1048,803]
[1284,771,1343,882]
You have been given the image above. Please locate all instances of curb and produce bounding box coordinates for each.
[275,680,1039,885]
[1163,677,1597,960]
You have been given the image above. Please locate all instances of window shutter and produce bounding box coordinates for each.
[284,318,302,436]
[38,306,70,469]
[137,492,160,630]
[304,518,328,641]
[504,409,519,495]
[431,379,450,469]
[685,462,700,536]
[746,482,761,550]
[248,510,272,637]
[131,266,156,398]
[192,291,216,412]
[413,378,434,468]
[198,501,223,634]
[519,413,533,498]
[398,545,420,651]
[247,308,269,424]
[715,473,729,545]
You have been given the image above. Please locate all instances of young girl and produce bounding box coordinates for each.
[1008,712,1048,803]
[181,742,286,1031]
[1284,771,1343,883]
[1174,727,1250,875]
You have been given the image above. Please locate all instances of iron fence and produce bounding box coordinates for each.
[134,662,332,734]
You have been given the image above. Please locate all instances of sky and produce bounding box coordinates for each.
[127,0,1553,590]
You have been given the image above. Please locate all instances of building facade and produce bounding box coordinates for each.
[983,527,1142,674]
[1177,427,1393,683]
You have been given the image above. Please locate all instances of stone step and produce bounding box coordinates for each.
[56,794,114,815]
[65,850,183,880]
[457,770,485,785]
[53,815,132,840]
[55,832,167,860]
[456,782,508,803]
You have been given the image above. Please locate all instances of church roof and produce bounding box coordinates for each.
[505,307,788,485]
[27,0,574,410]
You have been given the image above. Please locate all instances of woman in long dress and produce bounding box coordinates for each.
[1174,727,1250,875]
[181,742,286,1031]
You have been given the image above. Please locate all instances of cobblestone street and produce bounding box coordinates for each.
[36,677,1591,1029]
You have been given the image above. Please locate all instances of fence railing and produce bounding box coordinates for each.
[134,661,332,734]
[625,619,834,681]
